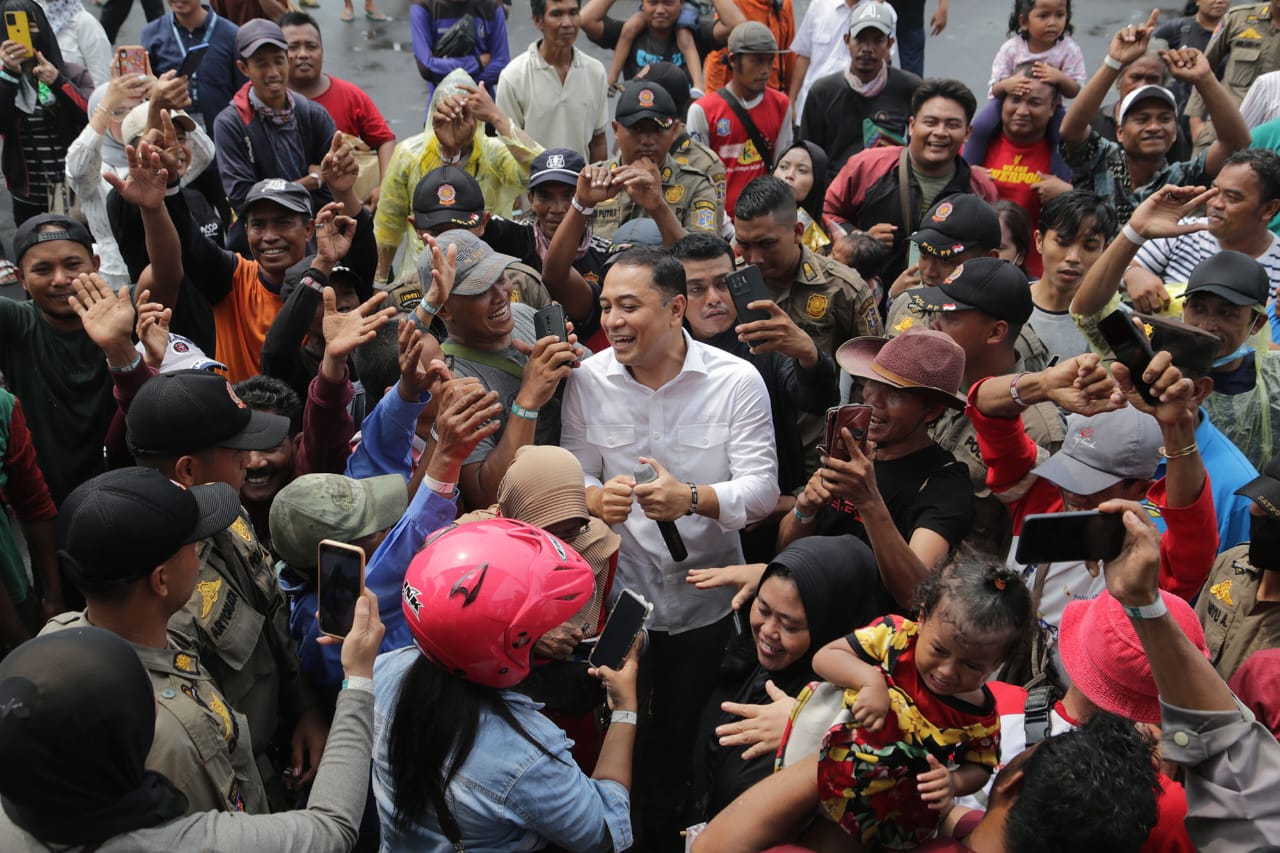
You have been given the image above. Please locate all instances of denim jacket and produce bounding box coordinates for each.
[371,647,632,852]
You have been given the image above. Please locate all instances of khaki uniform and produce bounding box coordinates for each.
[587,155,721,241]
[672,133,728,234]
[1196,545,1280,681]
[169,510,312,798]
[507,262,552,310]
[41,612,268,815]
[1185,3,1280,149]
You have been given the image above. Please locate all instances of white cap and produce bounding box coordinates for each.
[1118,84,1177,123]
[134,333,227,374]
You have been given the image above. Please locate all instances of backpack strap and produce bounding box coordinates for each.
[441,341,525,380]
[717,87,776,171]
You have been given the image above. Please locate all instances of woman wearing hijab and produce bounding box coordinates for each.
[773,140,831,254]
[0,601,386,851]
[36,0,110,85]
[0,0,90,225]
[703,534,880,817]
[456,444,621,767]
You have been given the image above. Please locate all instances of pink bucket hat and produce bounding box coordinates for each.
[835,328,967,410]
[1059,590,1209,725]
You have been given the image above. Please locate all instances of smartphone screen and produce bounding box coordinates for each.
[317,540,365,638]
[589,590,652,671]
[1014,511,1127,565]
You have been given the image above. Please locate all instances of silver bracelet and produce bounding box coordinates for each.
[610,709,638,726]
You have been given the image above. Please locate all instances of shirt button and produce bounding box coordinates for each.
[652,432,661,439]
[607,437,616,446]
[161,689,176,699]
[1172,731,1190,747]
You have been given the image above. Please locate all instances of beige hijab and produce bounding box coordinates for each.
[456,445,620,635]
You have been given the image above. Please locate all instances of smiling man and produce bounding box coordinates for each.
[142,0,246,132]
[561,244,777,846]
[823,78,998,286]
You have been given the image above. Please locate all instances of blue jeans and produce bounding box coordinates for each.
[897,26,926,77]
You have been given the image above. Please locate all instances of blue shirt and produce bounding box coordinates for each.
[141,7,245,133]
[1155,410,1258,553]
[372,647,632,852]
[346,381,428,481]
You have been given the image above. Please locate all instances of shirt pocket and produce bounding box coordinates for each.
[586,423,636,450]
[675,422,731,481]
[1227,43,1263,87]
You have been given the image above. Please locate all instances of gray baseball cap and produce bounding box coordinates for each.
[1032,406,1163,496]
[427,230,518,297]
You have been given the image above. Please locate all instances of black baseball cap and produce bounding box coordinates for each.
[412,167,484,230]
[909,257,1034,325]
[236,18,288,59]
[126,370,291,457]
[1236,453,1280,520]
[57,467,241,592]
[634,62,690,116]
[281,256,372,302]
[242,178,313,217]
[1184,250,1269,309]
[529,148,586,189]
[13,214,94,263]
[616,83,677,129]
[910,194,1002,259]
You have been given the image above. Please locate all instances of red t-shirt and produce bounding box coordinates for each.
[311,75,396,150]
[983,134,1053,278]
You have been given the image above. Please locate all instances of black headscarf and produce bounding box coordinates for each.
[0,628,188,844]
[705,535,882,816]
[776,141,830,228]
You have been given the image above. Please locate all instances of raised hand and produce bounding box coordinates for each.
[322,287,394,362]
[103,139,169,209]
[1128,185,1218,241]
[150,69,191,111]
[1107,8,1160,67]
[68,273,138,365]
[576,162,625,207]
[134,288,172,369]
[320,131,359,197]
[314,201,357,266]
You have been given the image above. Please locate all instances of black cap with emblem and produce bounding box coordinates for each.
[127,370,292,457]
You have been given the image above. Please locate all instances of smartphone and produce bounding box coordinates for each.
[4,11,31,59]
[907,240,921,270]
[114,45,150,79]
[177,42,209,78]
[1142,313,1221,376]
[534,302,567,343]
[725,264,772,330]
[316,539,366,639]
[1098,309,1158,405]
[824,404,872,462]
[1014,511,1127,565]
[589,589,653,671]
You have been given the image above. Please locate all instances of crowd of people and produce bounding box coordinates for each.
[0,0,1278,850]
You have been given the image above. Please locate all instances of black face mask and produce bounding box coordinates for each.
[1249,513,1280,571]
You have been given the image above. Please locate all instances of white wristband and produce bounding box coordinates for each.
[342,676,374,694]
[571,196,595,216]
[610,710,638,726]
[1122,596,1168,620]
[423,473,456,496]
[1122,223,1147,246]
[1104,54,1124,71]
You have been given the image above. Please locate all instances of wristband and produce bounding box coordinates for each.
[309,171,323,189]
[419,301,441,317]
[302,267,329,292]
[109,353,143,374]
[0,70,18,85]
[686,483,699,516]
[610,710,638,726]
[793,506,816,524]
[1009,372,1031,409]
[571,196,595,216]
[1122,596,1168,620]
[1122,223,1147,246]
[342,676,374,694]
[1103,54,1124,71]
[423,473,457,496]
[510,402,539,420]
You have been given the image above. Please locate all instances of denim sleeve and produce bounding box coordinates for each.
[345,382,430,480]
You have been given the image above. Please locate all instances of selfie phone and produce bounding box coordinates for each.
[176,42,209,78]
[4,12,31,59]
[1142,313,1221,374]
[589,589,652,671]
[725,264,772,330]
[820,404,872,461]
[114,45,150,79]
[534,303,567,343]
[907,240,921,270]
[1014,511,1127,565]
[1098,309,1158,405]
[316,539,366,639]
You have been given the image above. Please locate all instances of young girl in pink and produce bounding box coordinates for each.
[988,0,1085,99]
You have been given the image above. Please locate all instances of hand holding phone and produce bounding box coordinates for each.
[317,540,366,638]
[1098,310,1158,405]
[726,265,772,334]
[534,303,567,343]
[589,589,652,671]
[820,404,872,461]
[1014,511,1127,565]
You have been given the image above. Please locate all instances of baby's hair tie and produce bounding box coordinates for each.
[993,578,1007,591]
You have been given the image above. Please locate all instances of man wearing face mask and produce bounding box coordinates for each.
[1196,452,1280,682]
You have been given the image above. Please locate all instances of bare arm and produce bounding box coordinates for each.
[951,763,992,797]
[811,636,884,691]
[1061,11,1161,149]
[588,131,608,164]
[787,55,810,116]
[580,0,616,43]
[709,0,746,43]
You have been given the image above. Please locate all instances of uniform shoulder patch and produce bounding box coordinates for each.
[1210,579,1234,606]
[198,578,222,619]
[230,517,253,543]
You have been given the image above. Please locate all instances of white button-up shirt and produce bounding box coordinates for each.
[791,0,898,116]
[562,331,779,633]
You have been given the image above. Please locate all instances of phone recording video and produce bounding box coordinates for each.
[317,539,366,638]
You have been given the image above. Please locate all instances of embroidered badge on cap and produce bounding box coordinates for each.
[546,153,566,169]
[943,263,964,284]
[931,201,954,222]
[638,88,655,107]
[226,382,247,408]
[261,178,289,192]
[438,184,457,206]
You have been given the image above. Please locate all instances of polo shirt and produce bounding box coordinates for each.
[496,42,609,160]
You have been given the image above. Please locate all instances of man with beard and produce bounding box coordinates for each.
[1196,452,1280,681]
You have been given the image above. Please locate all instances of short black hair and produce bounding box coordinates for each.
[531,0,579,19]
[235,375,302,435]
[915,559,1034,662]
[278,10,320,35]
[1223,148,1280,204]
[609,245,687,302]
[670,232,735,266]
[1008,0,1073,39]
[1038,191,1119,243]
[839,232,886,280]
[733,176,797,224]
[351,322,403,411]
[1005,713,1159,853]
[911,78,978,124]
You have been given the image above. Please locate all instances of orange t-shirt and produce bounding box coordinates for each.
[703,0,797,93]
[214,258,284,383]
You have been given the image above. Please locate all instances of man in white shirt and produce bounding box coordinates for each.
[496,0,609,161]
[561,245,778,845]
[788,0,896,118]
